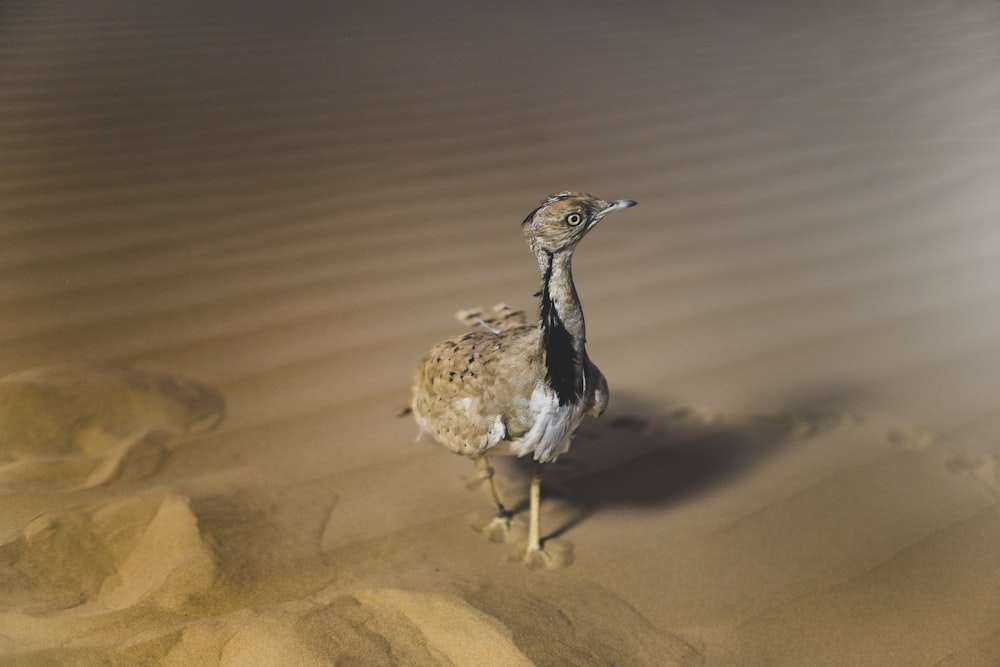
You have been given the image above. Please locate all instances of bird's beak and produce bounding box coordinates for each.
[587,199,636,231]
[602,199,637,214]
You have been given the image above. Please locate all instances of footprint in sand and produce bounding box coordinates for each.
[0,364,225,492]
[887,423,1000,496]
[886,423,938,451]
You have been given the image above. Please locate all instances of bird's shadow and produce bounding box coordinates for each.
[497,391,850,542]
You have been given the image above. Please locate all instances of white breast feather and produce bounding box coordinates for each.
[483,414,506,450]
[510,382,585,462]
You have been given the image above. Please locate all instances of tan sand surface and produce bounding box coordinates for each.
[3,1,1000,664]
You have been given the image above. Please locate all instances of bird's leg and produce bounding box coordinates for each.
[476,456,509,518]
[526,459,545,557]
[475,457,511,539]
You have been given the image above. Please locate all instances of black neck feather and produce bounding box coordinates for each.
[539,251,582,406]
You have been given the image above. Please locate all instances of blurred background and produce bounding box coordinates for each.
[3,0,1000,450]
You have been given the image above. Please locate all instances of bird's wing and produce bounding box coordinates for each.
[455,303,531,334]
[410,324,542,455]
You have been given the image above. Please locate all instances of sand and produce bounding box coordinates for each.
[3,1,1000,664]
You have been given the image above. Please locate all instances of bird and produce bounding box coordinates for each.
[410,192,637,563]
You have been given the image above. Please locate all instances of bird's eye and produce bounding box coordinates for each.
[565,213,583,226]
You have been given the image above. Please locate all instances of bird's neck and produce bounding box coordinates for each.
[537,249,586,405]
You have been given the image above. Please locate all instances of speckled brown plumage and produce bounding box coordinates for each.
[412,316,541,457]
[410,192,636,561]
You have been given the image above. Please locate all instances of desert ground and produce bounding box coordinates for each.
[3,1,1000,665]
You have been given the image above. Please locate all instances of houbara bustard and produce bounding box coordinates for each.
[411,192,636,564]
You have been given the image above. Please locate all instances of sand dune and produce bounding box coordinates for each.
[3,1,1000,665]
[0,365,224,493]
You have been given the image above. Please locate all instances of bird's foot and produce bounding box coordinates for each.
[470,511,517,543]
[522,545,553,569]
[483,513,513,543]
[518,540,574,570]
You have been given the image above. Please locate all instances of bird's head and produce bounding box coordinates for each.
[521,192,636,255]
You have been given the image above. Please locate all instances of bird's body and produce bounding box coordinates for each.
[410,192,635,561]
[412,314,606,463]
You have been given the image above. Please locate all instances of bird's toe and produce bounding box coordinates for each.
[469,511,519,544]
[522,546,553,569]
[483,514,514,543]
[520,539,574,570]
